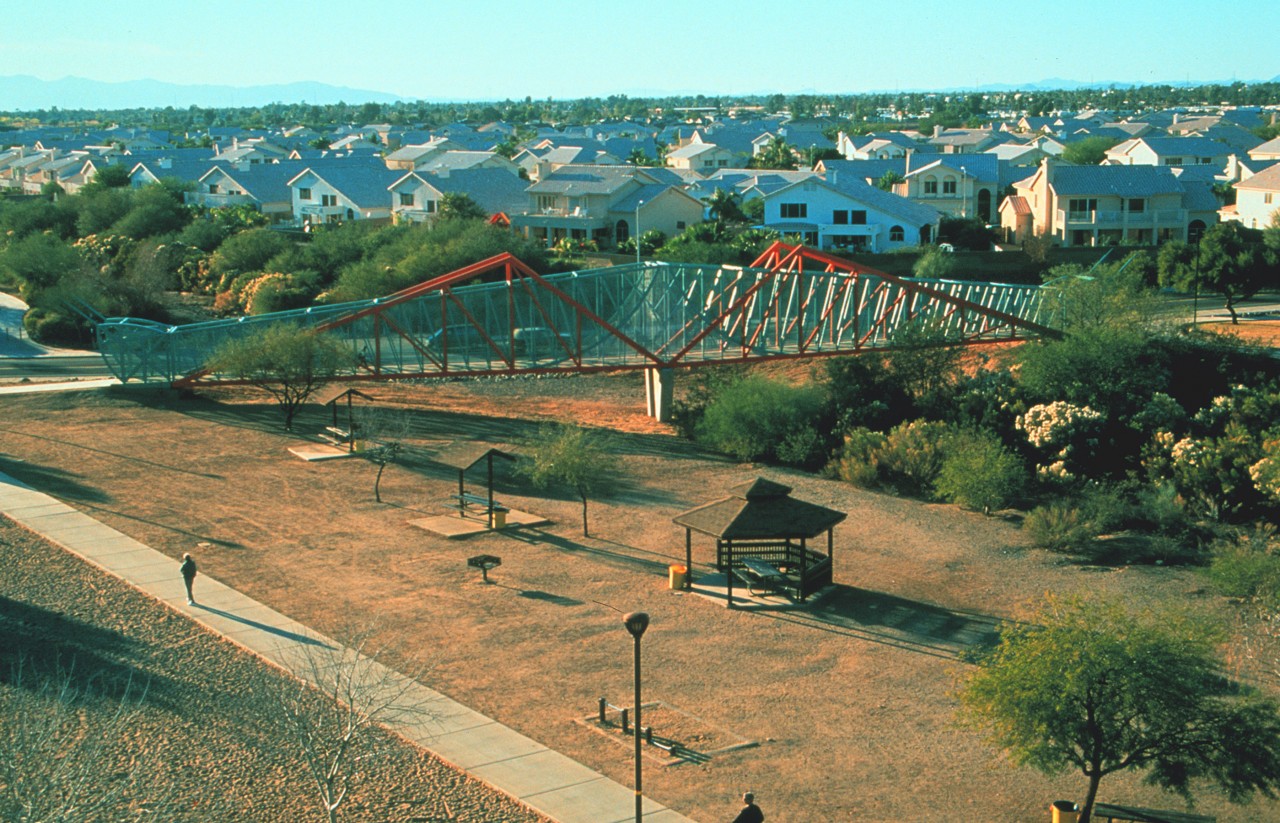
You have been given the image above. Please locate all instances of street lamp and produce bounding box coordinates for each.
[635,200,644,266]
[959,165,968,218]
[623,611,650,823]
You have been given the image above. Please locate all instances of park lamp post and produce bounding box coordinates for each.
[635,199,644,266]
[960,165,968,218]
[623,611,650,823]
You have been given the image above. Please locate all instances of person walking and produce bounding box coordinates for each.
[180,553,198,605]
[731,791,763,823]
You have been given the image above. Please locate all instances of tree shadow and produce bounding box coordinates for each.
[0,426,223,480]
[72,501,245,548]
[762,585,1005,660]
[0,456,112,504]
[0,595,177,708]
[504,527,680,576]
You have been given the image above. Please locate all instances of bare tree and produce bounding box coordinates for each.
[353,406,414,504]
[0,657,176,821]
[270,628,436,823]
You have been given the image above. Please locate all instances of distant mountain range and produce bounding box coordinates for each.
[1,74,1277,111]
[0,75,405,110]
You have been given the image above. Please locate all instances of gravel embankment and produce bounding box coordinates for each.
[0,518,548,823]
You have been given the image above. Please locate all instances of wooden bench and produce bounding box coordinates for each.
[734,558,788,597]
[448,493,508,518]
[318,426,353,448]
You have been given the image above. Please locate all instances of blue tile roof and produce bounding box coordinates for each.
[1050,164,1185,197]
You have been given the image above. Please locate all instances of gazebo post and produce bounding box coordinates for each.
[685,529,692,591]
[726,539,734,609]
[800,536,808,602]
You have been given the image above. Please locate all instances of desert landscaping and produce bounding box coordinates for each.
[3,357,1278,822]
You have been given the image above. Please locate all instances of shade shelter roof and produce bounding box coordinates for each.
[313,384,373,407]
[672,477,846,540]
[432,442,516,473]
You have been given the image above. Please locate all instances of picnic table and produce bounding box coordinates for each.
[735,558,788,597]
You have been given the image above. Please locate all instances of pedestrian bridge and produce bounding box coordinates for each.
[95,242,1059,418]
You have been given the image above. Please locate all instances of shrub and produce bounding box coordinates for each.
[1204,527,1280,606]
[876,419,952,498]
[829,427,887,487]
[935,430,1025,514]
[1024,502,1096,553]
[694,375,825,464]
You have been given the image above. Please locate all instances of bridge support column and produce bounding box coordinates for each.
[644,367,674,422]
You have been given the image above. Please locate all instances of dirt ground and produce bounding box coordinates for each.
[1,368,1277,823]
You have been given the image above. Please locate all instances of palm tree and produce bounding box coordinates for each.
[703,188,745,223]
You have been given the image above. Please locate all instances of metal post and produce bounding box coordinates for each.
[635,200,644,266]
[623,612,650,823]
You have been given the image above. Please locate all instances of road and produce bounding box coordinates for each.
[0,354,113,381]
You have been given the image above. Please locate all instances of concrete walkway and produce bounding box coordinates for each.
[0,469,695,823]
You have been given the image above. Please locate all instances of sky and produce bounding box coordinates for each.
[2,0,1277,102]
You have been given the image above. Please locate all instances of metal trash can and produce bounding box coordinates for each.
[492,509,507,529]
[668,564,687,590]
[1050,800,1079,823]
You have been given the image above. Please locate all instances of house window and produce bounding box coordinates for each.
[676,221,686,230]
[851,210,867,225]
[889,225,904,242]
[923,178,938,195]
[1265,193,1274,205]
[298,187,312,200]
[208,184,219,194]
[1164,157,1182,165]
[717,159,728,167]
[321,194,337,207]
[536,195,556,212]
[1067,198,1097,216]
[832,210,849,224]
[399,192,414,207]
[425,200,437,214]
[780,202,807,219]
[1123,198,1145,213]
[1199,157,1212,165]
[943,179,957,195]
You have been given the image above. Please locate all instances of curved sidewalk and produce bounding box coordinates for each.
[0,469,695,823]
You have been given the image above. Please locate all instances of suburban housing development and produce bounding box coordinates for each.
[2,102,1277,255]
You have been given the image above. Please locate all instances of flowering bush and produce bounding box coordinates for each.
[1016,401,1104,479]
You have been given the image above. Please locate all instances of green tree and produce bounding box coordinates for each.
[206,324,356,430]
[911,247,958,280]
[1158,222,1276,324]
[875,171,904,192]
[958,597,1280,823]
[518,424,619,537]
[703,188,745,224]
[1060,136,1121,165]
[748,135,798,170]
[437,192,488,222]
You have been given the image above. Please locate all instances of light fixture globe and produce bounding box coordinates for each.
[623,611,650,638]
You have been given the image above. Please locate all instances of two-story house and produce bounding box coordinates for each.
[511,165,703,249]
[893,154,1000,222]
[761,173,941,252]
[665,140,738,172]
[287,159,401,228]
[1231,164,1280,229]
[388,167,529,225]
[999,159,1215,247]
[1103,136,1233,169]
[189,162,302,223]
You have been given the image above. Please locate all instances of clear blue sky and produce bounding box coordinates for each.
[3,0,1276,101]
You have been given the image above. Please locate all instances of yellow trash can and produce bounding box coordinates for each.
[492,509,507,529]
[1050,800,1079,823]
[669,564,687,590]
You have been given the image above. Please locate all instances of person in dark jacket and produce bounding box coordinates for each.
[732,791,763,823]
[180,553,198,605]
